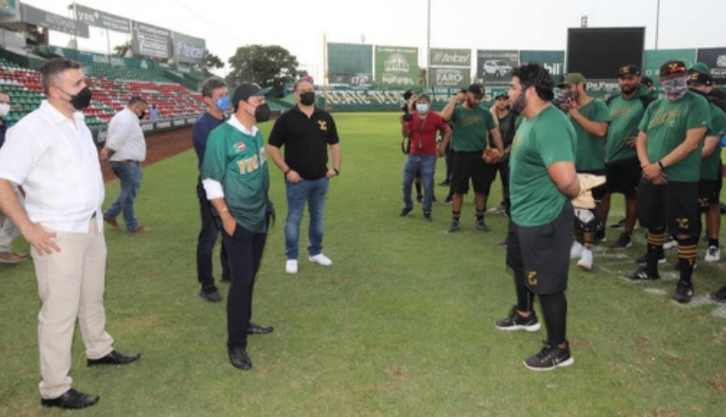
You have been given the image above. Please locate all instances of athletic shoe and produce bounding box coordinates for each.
[443,195,453,204]
[309,253,333,266]
[570,241,584,259]
[711,286,726,303]
[496,238,508,247]
[495,306,541,332]
[416,195,423,204]
[609,219,626,229]
[672,282,694,304]
[399,207,413,217]
[423,211,432,221]
[622,266,660,281]
[664,236,679,250]
[438,180,450,187]
[705,245,721,262]
[446,220,460,233]
[635,253,666,265]
[594,229,606,244]
[475,218,491,232]
[523,341,574,371]
[610,233,632,249]
[577,248,593,270]
[285,259,298,274]
[488,204,506,214]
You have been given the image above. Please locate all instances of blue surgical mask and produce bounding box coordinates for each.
[416,103,429,113]
[214,96,230,112]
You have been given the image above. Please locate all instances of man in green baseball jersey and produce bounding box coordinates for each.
[202,83,275,370]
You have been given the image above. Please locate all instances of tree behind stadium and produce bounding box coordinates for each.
[226,45,299,97]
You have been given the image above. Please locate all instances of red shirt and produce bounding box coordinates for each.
[405,111,448,155]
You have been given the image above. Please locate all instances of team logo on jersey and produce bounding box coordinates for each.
[235,142,246,152]
[675,218,689,229]
[527,270,538,286]
[318,120,327,131]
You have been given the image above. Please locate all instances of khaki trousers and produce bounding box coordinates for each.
[32,219,114,399]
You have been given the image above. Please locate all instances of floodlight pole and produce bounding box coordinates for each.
[426,0,431,88]
[655,0,660,50]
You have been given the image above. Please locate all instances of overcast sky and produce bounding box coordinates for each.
[21,0,726,81]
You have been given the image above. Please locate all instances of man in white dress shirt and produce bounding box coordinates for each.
[101,96,150,233]
[0,58,139,410]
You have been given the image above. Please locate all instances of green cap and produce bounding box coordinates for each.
[562,73,586,85]
[691,62,710,74]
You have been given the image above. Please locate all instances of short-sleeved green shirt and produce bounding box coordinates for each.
[701,102,726,180]
[450,105,496,152]
[510,105,577,227]
[202,121,270,233]
[638,92,711,182]
[607,87,652,162]
[570,99,609,171]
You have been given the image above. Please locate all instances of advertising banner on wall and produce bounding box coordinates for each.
[519,50,565,83]
[327,43,373,87]
[696,48,726,83]
[429,48,470,88]
[476,50,518,85]
[172,32,205,64]
[643,49,696,86]
[0,0,16,16]
[20,3,89,38]
[375,45,418,88]
[131,21,171,59]
[74,4,131,33]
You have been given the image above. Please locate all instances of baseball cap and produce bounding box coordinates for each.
[232,83,272,108]
[641,76,653,87]
[416,93,431,103]
[659,60,688,78]
[494,92,509,99]
[618,65,641,77]
[689,70,713,86]
[562,73,586,85]
[691,62,710,74]
[467,83,485,97]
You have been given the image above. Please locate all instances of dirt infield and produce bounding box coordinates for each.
[101,126,193,182]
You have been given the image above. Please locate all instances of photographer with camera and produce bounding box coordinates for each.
[439,84,504,233]
[399,94,451,220]
[400,90,426,204]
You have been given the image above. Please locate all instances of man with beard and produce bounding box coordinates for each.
[494,63,581,371]
[601,65,656,250]
[560,73,610,271]
[691,63,726,101]
[488,92,514,214]
[439,84,504,233]
[623,60,709,305]
[688,68,726,263]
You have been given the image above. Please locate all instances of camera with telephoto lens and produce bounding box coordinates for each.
[554,90,575,112]
[401,90,414,121]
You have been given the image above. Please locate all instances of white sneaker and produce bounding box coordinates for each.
[285,259,298,274]
[663,237,678,250]
[705,245,721,262]
[308,253,332,266]
[577,248,593,270]
[570,241,583,260]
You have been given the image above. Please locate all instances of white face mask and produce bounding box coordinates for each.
[0,103,9,117]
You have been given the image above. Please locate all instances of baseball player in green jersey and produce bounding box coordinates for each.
[624,60,710,305]
[202,83,275,370]
[560,73,610,271]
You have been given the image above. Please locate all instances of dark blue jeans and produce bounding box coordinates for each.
[104,161,142,231]
[402,154,436,212]
[222,224,266,350]
[285,177,329,260]
[196,179,229,291]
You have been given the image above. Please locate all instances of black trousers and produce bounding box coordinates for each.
[196,178,229,291]
[222,223,267,350]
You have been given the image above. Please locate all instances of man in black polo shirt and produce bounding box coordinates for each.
[268,78,341,275]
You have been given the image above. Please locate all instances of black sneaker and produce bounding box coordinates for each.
[423,211,432,221]
[416,195,423,204]
[610,233,632,249]
[672,282,694,304]
[622,266,660,282]
[438,180,450,187]
[495,306,541,332]
[444,195,453,204]
[711,285,726,303]
[635,253,666,264]
[199,289,222,302]
[523,341,574,371]
[399,207,413,217]
[609,219,626,229]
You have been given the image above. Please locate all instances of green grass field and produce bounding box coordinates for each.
[2,112,726,416]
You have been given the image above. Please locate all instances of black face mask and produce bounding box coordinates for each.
[254,103,271,123]
[300,91,316,106]
[63,86,92,110]
[138,110,146,121]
